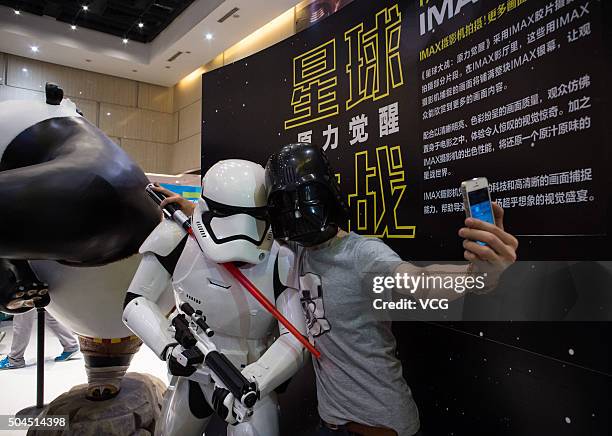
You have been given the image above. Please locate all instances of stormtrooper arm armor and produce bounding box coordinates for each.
[242,288,306,397]
[122,219,186,360]
[241,246,307,397]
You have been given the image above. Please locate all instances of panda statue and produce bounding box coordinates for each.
[0,83,167,402]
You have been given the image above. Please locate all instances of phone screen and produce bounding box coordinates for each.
[468,188,494,224]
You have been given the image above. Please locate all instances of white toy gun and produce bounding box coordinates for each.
[171,301,258,422]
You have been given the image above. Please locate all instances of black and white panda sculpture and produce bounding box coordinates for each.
[0,84,169,400]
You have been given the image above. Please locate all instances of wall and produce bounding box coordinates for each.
[0,1,325,175]
[170,6,298,174]
[0,53,176,174]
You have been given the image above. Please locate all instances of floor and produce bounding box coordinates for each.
[0,319,168,436]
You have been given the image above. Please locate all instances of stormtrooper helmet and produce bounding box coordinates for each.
[192,159,273,264]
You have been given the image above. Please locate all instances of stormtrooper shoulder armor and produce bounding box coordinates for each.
[273,243,299,296]
[140,218,186,256]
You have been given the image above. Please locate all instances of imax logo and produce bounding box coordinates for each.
[419,0,479,36]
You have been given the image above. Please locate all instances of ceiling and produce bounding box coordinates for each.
[0,1,197,43]
[0,0,301,86]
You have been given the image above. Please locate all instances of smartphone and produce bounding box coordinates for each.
[461,178,494,245]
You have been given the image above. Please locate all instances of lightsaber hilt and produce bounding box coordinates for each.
[145,183,191,232]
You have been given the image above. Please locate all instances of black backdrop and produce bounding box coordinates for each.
[202,0,612,261]
[201,0,611,434]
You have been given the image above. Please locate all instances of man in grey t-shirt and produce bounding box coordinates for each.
[266,144,518,436]
[298,232,419,435]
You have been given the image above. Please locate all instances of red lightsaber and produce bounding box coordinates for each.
[222,262,320,359]
[145,184,321,359]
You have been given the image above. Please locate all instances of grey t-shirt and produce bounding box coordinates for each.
[297,232,420,436]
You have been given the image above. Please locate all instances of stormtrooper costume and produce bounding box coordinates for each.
[123,159,307,435]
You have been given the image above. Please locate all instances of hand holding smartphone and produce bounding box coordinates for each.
[459,177,518,271]
[461,177,494,245]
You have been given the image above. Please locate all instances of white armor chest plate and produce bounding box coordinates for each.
[172,238,278,341]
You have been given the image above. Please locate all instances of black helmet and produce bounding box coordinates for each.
[265,143,347,247]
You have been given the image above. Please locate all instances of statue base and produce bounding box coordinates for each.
[27,373,166,436]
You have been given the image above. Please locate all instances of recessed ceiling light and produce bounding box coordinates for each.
[82,5,88,11]
[138,22,144,28]
[106,112,111,116]
[21,68,28,73]
[122,38,129,44]
[14,9,20,15]
[205,33,213,40]
[30,46,39,53]
[71,24,77,30]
